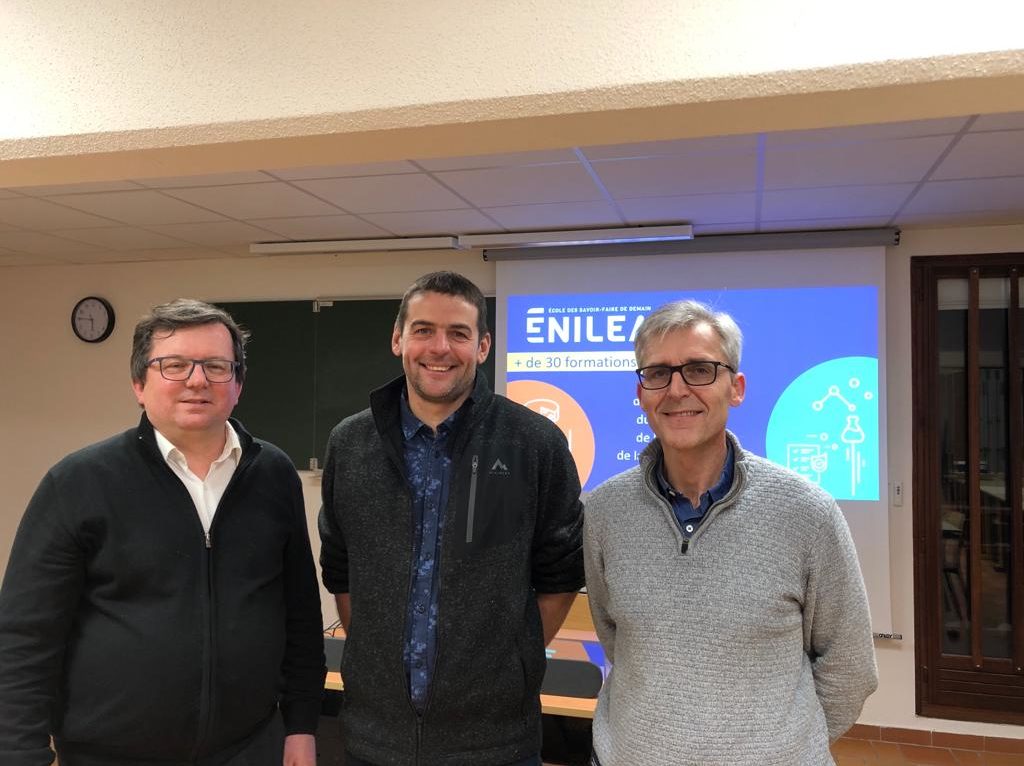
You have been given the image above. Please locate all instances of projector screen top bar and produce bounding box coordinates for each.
[461,224,693,249]
[483,228,900,261]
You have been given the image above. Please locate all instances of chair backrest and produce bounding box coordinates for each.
[540,658,604,698]
[325,636,346,672]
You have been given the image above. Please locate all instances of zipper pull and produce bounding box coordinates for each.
[471,454,479,474]
[205,531,212,549]
[680,538,689,554]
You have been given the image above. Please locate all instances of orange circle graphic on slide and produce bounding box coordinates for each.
[507,380,595,488]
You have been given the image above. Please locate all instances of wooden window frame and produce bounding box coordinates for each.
[912,252,1024,725]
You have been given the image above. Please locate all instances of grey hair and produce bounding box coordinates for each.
[634,299,743,370]
[131,298,249,384]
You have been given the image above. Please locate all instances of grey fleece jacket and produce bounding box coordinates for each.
[583,432,877,766]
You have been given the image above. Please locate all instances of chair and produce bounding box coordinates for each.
[540,658,603,699]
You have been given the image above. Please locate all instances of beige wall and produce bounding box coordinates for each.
[2,227,1024,737]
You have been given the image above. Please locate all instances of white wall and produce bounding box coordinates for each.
[1,228,1023,737]
[5,2,1024,185]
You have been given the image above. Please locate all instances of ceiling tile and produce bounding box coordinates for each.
[360,209,498,236]
[758,216,892,232]
[931,130,1024,179]
[0,231,106,256]
[295,175,470,213]
[482,200,622,230]
[765,117,969,147]
[47,190,225,225]
[147,221,286,247]
[581,134,757,161]
[55,227,192,250]
[269,161,420,180]
[592,153,757,198]
[416,149,579,171]
[0,197,119,229]
[436,164,602,207]
[619,192,756,225]
[970,112,1024,132]
[16,180,145,196]
[761,184,915,220]
[252,215,392,240]
[903,177,1024,215]
[163,182,341,219]
[765,135,951,189]
[136,171,275,188]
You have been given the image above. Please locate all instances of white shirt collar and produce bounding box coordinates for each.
[154,422,241,469]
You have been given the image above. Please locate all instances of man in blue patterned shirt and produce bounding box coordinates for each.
[319,272,585,766]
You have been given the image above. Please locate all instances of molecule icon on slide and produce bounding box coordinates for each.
[766,357,878,501]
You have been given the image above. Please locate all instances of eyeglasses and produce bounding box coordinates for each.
[636,361,735,390]
[148,356,239,382]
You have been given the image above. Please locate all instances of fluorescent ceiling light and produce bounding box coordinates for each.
[457,225,693,249]
[250,236,459,255]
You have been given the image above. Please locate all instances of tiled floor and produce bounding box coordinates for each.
[830,738,1021,764]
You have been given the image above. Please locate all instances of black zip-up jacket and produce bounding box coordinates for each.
[319,373,585,766]
[0,415,325,766]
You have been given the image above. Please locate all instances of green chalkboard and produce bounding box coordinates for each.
[219,300,316,468]
[217,297,496,469]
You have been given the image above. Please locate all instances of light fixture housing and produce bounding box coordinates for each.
[249,236,459,255]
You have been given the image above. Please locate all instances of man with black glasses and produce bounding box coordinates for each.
[0,299,325,766]
[582,299,877,766]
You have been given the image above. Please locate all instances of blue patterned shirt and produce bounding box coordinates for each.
[399,394,462,712]
[655,441,734,539]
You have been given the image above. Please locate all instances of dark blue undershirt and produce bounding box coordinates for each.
[655,441,734,539]
[399,393,466,712]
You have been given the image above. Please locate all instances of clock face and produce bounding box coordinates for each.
[72,297,115,343]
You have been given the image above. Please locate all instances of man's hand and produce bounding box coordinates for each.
[283,733,316,766]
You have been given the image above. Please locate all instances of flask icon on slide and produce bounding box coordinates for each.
[841,414,866,497]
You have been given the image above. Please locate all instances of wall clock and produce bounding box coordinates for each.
[71,296,115,343]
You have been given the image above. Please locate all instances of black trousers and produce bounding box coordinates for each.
[221,712,285,766]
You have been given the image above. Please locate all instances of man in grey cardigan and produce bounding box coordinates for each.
[583,299,877,766]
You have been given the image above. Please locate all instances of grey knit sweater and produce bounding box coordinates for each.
[583,433,877,766]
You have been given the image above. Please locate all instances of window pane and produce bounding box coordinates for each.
[978,278,1011,659]
[937,279,970,654]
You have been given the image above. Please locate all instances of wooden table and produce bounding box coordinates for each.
[324,596,603,719]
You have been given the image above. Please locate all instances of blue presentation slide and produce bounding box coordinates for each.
[505,286,879,500]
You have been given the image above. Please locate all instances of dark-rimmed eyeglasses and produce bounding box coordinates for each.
[636,361,735,390]
[148,356,239,382]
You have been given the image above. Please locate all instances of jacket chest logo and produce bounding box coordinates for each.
[488,457,511,477]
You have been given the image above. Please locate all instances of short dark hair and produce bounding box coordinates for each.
[394,271,489,338]
[131,298,250,384]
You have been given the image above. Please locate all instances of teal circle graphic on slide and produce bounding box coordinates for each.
[766,356,878,501]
